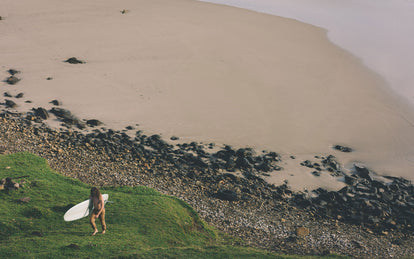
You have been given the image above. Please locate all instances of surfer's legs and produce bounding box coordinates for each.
[90,209,106,235]
[90,214,98,235]
[100,209,106,234]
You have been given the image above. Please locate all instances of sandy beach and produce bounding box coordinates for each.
[1,0,414,190]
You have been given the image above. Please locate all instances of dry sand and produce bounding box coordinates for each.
[1,0,414,190]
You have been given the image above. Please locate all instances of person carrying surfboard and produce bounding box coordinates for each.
[89,187,106,235]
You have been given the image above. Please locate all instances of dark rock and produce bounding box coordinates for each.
[322,155,341,172]
[4,92,12,97]
[6,76,20,85]
[170,136,179,141]
[312,171,321,176]
[15,93,24,98]
[225,157,237,172]
[5,100,17,108]
[236,157,253,169]
[50,107,72,118]
[7,69,20,75]
[354,165,373,181]
[34,107,49,120]
[333,145,353,152]
[301,160,314,168]
[345,175,358,185]
[46,77,53,80]
[236,148,254,158]
[214,189,239,201]
[49,100,61,106]
[223,173,238,182]
[86,119,103,127]
[50,108,84,127]
[64,57,85,64]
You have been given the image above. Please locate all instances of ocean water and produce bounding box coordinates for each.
[199,0,414,105]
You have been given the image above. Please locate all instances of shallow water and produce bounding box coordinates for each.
[199,0,414,105]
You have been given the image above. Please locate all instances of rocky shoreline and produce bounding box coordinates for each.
[1,76,414,257]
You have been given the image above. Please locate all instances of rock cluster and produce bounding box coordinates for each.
[333,145,353,152]
[300,155,342,176]
[1,104,414,257]
[4,69,21,85]
[0,176,26,191]
[298,165,414,233]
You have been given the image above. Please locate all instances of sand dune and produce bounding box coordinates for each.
[1,0,414,190]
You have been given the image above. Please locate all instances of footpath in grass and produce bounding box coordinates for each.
[0,152,282,258]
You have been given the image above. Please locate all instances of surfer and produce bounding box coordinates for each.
[89,187,106,235]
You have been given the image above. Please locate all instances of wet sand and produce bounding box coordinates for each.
[1,0,414,190]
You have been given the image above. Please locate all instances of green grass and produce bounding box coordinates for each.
[0,152,347,258]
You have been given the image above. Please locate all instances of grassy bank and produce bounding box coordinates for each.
[0,153,269,258]
[0,152,346,258]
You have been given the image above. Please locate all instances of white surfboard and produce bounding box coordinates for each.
[64,194,109,222]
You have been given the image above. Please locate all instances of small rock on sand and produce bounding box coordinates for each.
[64,57,85,64]
[6,76,20,85]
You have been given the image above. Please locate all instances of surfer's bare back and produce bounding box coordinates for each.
[89,187,106,235]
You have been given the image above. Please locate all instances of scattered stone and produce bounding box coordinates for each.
[312,171,321,176]
[64,57,85,64]
[15,93,24,98]
[49,100,61,106]
[333,145,353,152]
[6,76,20,85]
[7,69,20,75]
[46,77,53,80]
[170,136,179,141]
[120,9,129,14]
[2,177,19,190]
[4,92,12,97]
[50,108,80,125]
[5,100,17,108]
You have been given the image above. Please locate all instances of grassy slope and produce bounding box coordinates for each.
[0,152,344,258]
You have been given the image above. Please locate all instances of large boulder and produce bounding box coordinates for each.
[33,107,49,120]
[86,119,103,127]
[5,100,17,108]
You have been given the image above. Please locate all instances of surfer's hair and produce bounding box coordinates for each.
[90,187,101,198]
